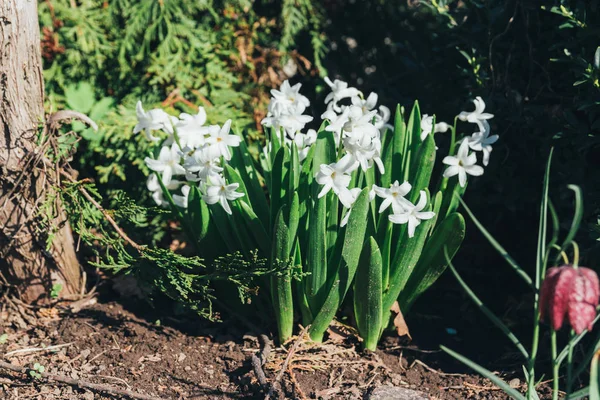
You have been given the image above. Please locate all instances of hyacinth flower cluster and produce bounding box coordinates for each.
[136,102,245,215]
[136,78,499,349]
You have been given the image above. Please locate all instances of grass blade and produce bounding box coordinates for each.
[590,350,600,400]
[555,185,583,264]
[447,256,529,358]
[441,346,526,400]
[536,149,553,290]
[459,198,532,287]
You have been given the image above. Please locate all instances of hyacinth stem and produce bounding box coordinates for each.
[439,117,459,193]
[448,116,459,156]
[172,126,183,150]
[551,331,559,400]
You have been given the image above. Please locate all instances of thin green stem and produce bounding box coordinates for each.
[529,150,553,398]
[572,315,600,378]
[172,125,183,150]
[551,331,559,400]
[448,116,458,156]
[557,313,600,365]
[448,261,529,358]
[527,322,540,398]
[439,117,459,193]
[572,242,579,268]
[356,169,365,189]
[567,330,574,399]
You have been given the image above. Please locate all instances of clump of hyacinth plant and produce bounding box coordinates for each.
[443,152,600,399]
[136,79,498,348]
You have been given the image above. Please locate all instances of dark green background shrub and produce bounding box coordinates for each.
[40,0,600,322]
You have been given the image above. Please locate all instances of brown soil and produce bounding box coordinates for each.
[0,293,524,400]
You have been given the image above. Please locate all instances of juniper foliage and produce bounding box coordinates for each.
[60,178,275,319]
[39,0,326,194]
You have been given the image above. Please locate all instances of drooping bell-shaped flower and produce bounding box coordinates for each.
[540,265,600,334]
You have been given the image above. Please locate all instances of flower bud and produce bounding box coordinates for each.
[540,266,600,334]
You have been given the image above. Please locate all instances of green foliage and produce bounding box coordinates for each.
[354,237,383,351]
[50,283,63,299]
[143,95,475,346]
[58,175,272,320]
[39,0,326,247]
[29,363,45,380]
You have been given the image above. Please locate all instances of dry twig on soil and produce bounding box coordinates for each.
[252,334,272,388]
[3,343,73,358]
[265,326,310,400]
[0,360,164,400]
[410,359,468,377]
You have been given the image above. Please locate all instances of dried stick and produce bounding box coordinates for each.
[410,359,468,377]
[3,342,73,358]
[47,110,98,132]
[0,360,164,400]
[287,366,308,400]
[266,325,310,400]
[252,334,272,388]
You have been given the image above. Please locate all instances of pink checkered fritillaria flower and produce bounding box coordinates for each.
[539,266,600,334]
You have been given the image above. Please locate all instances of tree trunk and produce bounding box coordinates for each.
[0,0,82,303]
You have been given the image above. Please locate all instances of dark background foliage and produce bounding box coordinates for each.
[310,0,600,362]
[39,0,600,363]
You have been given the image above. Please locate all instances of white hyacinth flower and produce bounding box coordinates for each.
[467,120,498,166]
[351,92,392,133]
[324,77,360,111]
[146,174,181,207]
[388,190,435,238]
[261,80,313,139]
[279,113,314,138]
[134,100,175,142]
[323,107,350,146]
[293,129,317,162]
[351,92,379,114]
[340,107,385,174]
[341,133,384,174]
[458,96,494,131]
[175,107,209,149]
[172,185,191,208]
[420,114,449,141]
[343,106,380,139]
[373,180,414,214]
[261,100,286,132]
[270,80,310,114]
[315,162,352,198]
[442,139,484,187]
[374,105,393,133]
[183,146,224,181]
[202,175,244,215]
[144,143,186,186]
[205,120,241,161]
[339,187,363,227]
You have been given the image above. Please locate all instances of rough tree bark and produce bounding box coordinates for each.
[0,1,82,302]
